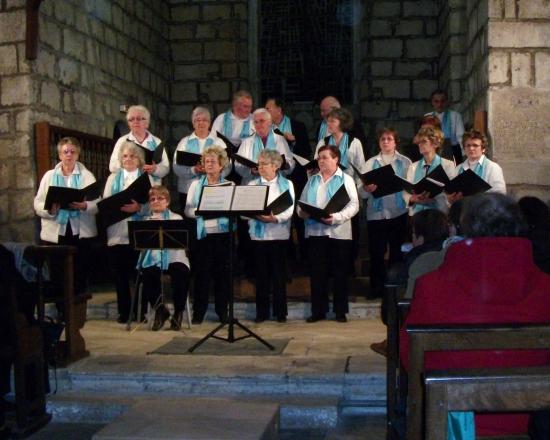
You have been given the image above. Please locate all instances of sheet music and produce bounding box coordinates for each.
[231,185,268,211]
[198,185,233,211]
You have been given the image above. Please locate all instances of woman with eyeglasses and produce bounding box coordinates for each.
[137,186,190,331]
[33,136,100,294]
[109,105,169,184]
[185,146,233,324]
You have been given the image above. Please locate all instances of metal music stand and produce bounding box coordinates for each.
[126,220,189,332]
[187,184,274,352]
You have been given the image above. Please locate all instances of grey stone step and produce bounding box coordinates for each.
[91,397,279,440]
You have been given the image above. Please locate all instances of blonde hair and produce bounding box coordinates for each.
[149,185,170,203]
[201,145,229,168]
[416,126,444,151]
[118,141,145,168]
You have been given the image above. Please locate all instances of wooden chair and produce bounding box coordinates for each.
[425,366,550,440]
[0,270,51,435]
[385,283,410,440]
[406,324,550,440]
[25,245,90,367]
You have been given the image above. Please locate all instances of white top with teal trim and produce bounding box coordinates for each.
[210,111,253,148]
[456,155,506,194]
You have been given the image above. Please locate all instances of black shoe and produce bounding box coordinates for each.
[335,314,347,323]
[254,317,266,323]
[277,316,287,323]
[152,305,170,331]
[169,311,183,331]
[306,314,325,323]
[117,315,129,324]
[191,316,203,325]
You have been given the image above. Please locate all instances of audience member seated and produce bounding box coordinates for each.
[400,193,550,438]
[518,196,550,275]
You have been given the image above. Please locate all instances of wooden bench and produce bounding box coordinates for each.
[25,245,90,367]
[406,324,550,440]
[424,366,550,440]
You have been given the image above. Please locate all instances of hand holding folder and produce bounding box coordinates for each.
[298,184,350,222]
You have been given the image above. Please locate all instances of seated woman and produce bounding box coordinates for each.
[103,141,153,323]
[137,186,190,331]
[247,150,295,323]
[297,145,359,323]
[404,127,456,215]
[185,146,233,324]
[33,136,99,294]
[400,193,550,438]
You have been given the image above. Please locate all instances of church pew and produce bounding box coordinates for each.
[406,324,550,440]
[424,366,550,440]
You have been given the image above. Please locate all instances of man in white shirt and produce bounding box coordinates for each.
[210,90,254,148]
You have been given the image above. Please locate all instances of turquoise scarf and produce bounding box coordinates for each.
[249,174,290,239]
[432,111,453,145]
[276,115,292,134]
[52,166,81,225]
[138,209,170,270]
[411,155,442,213]
[328,133,350,168]
[193,175,230,240]
[371,157,406,212]
[305,172,344,225]
[186,136,213,153]
[318,120,328,142]
[252,130,277,161]
[458,157,485,178]
[145,136,157,151]
[447,412,475,440]
[223,110,250,140]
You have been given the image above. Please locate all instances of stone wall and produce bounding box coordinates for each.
[0,0,171,240]
[359,0,440,152]
[486,0,550,200]
[169,0,250,144]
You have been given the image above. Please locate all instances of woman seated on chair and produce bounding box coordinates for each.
[247,149,295,323]
[137,186,190,331]
[184,145,233,324]
[103,141,154,324]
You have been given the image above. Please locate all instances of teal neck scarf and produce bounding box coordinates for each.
[252,130,277,161]
[112,169,143,221]
[305,172,344,225]
[411,155,442,213]
[447,411,475,440]
[145,135,157,151]
[138,209,170,270]
[328,133,350,168]
[458,156,485,179]
[275,115,292,134]
[433,111,453,144]
[186,136,213,153]
[52,165,81,225]
[223,110,250,139]
[249,174,290,239]
[371,157,406,212]
[318,120,328,142]
[193,175,230,240]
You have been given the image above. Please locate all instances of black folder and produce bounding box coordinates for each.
[293,153,318,170]
[444,169,492,196]
[97,173,152,227]
[399,165,449,198]
[352,164,404,198]
[298,184,350,221]
[215,131,239,153]
[44,182,100,210]
[129,140,164,165]
[176,150,202,167]
[263,190,293,215]
[232,153,258,169]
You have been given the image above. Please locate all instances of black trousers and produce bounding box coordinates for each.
[366,213,408,290]
[252,240,288,320]
[193,233,230,321]
[141,262,190,312]
[307,236,352,317]
[108,244,139,320]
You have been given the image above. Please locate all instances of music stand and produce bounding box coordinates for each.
[126,220,188,332]
[188,185,275,352]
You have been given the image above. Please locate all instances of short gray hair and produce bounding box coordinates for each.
[118,141,145,168]
[258,149,282,168]
[253,108,272,122]
[126,105,150,121]
[202,145,229,169]
[191,106,211,123]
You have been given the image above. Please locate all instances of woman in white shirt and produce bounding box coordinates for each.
[297,145,359,323]
[359,128,411,298]
[173,106,229,211]
[103,141,152,323]
[247,150,295,323]
[405,127,457,215]
[109,105,169,184]
[34,136,99,294]
[185,146,233,324]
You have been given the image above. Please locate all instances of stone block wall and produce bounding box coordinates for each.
[485,0,550,199]
[169,0,249,143]
[359,0,440,153]
[0,0,171,240]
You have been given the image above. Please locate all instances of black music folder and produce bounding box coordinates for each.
[128,220,188,250]
[215,131,239,153]
[44,182,99,210]
[399,165,450,198]
[297,184,350,221]
[97,173,152,227]
[444,169,492,196]
[130,141,164,165]
[352,164,404,198]
[263,190,293,215]
[293,153,318,170]
[232,153,258,169]
[176,150,202,167]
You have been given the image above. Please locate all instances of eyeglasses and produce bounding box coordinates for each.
[257,162,274,167]
[465,143,483,149]
[62,149,78,155]
[127,117,147,122]
[149,196,166,202]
